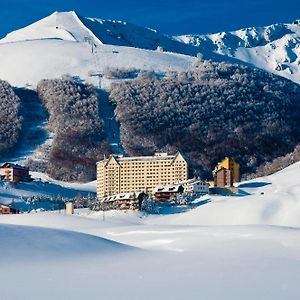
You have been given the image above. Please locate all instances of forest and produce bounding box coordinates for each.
[1,58,300,181]
[37,79,110,181]
[0,80,23,156]
[110,60,300,177]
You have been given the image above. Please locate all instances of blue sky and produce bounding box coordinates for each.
[1,0,299,38]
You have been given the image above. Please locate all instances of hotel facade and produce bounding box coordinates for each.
[96,152,189,198]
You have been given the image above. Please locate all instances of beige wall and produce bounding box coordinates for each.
[66,202,74,215]
[97,153,189,198]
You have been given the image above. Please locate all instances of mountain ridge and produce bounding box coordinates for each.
[176,19,300,84]
[1,11,300,85]
[0,11,198,56]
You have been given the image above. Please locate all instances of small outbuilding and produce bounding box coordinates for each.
[153,184,184,202]
[65,202,74,215]
[0,204,20,214]
[100,192,148,211]
[177,178,209,195]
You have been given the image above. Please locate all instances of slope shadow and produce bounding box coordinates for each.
[238,182,271,188]
[158,198,211,215]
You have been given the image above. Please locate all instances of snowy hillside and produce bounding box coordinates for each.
[0,171,95,207]
[0,162,300,299]
[176,20,300,84]
[1,11,198,55]
[146,161,300,228]
[1,11,300,87]
[0,11,99,44]
[0,40,194,88]
[3,11,300,87]
[0,12,195,87]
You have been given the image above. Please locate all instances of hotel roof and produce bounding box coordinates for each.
[97,152,186,164]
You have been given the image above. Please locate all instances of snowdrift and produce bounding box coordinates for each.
[0,162,300,300]
[0,223,131,263]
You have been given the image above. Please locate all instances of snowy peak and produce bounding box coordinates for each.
[177,22,299,54]
[0,11,196,87]
[176,20,300,84]
[2,11,300,84]
[0,11,102,45]
[0,11,198,56]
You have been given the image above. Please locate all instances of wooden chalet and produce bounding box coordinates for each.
[100,192,148,211]
[153,184,184,202]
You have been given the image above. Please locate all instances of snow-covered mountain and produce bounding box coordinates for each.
[0,11,299,183]
[0,11,197,87]
[176,20,300,84]
[2,11,300,87]
[0,11,198,54]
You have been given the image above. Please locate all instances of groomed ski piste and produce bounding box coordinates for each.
[1,161,300,300]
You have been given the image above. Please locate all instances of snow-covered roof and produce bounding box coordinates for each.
[102,192,145,203]
[97,152,188,165]
[112,153,175,161]
[116,156,174,162]
[176,178,207,185]
[1,163,29,171]
[153,184,183,193]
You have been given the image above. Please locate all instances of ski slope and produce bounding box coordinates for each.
[0,12,299,299]
[145,161,300,228]
[0,11,99,44]
[0,39,195,88]
[0,11,197,55]
[0,11,196,88]
[0,162,300,299]
[1,11,300,88]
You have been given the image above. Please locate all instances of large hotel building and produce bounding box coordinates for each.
[96,152,189,198]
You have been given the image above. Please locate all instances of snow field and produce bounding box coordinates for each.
[1,162,300,299]
[0,39,194,88]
